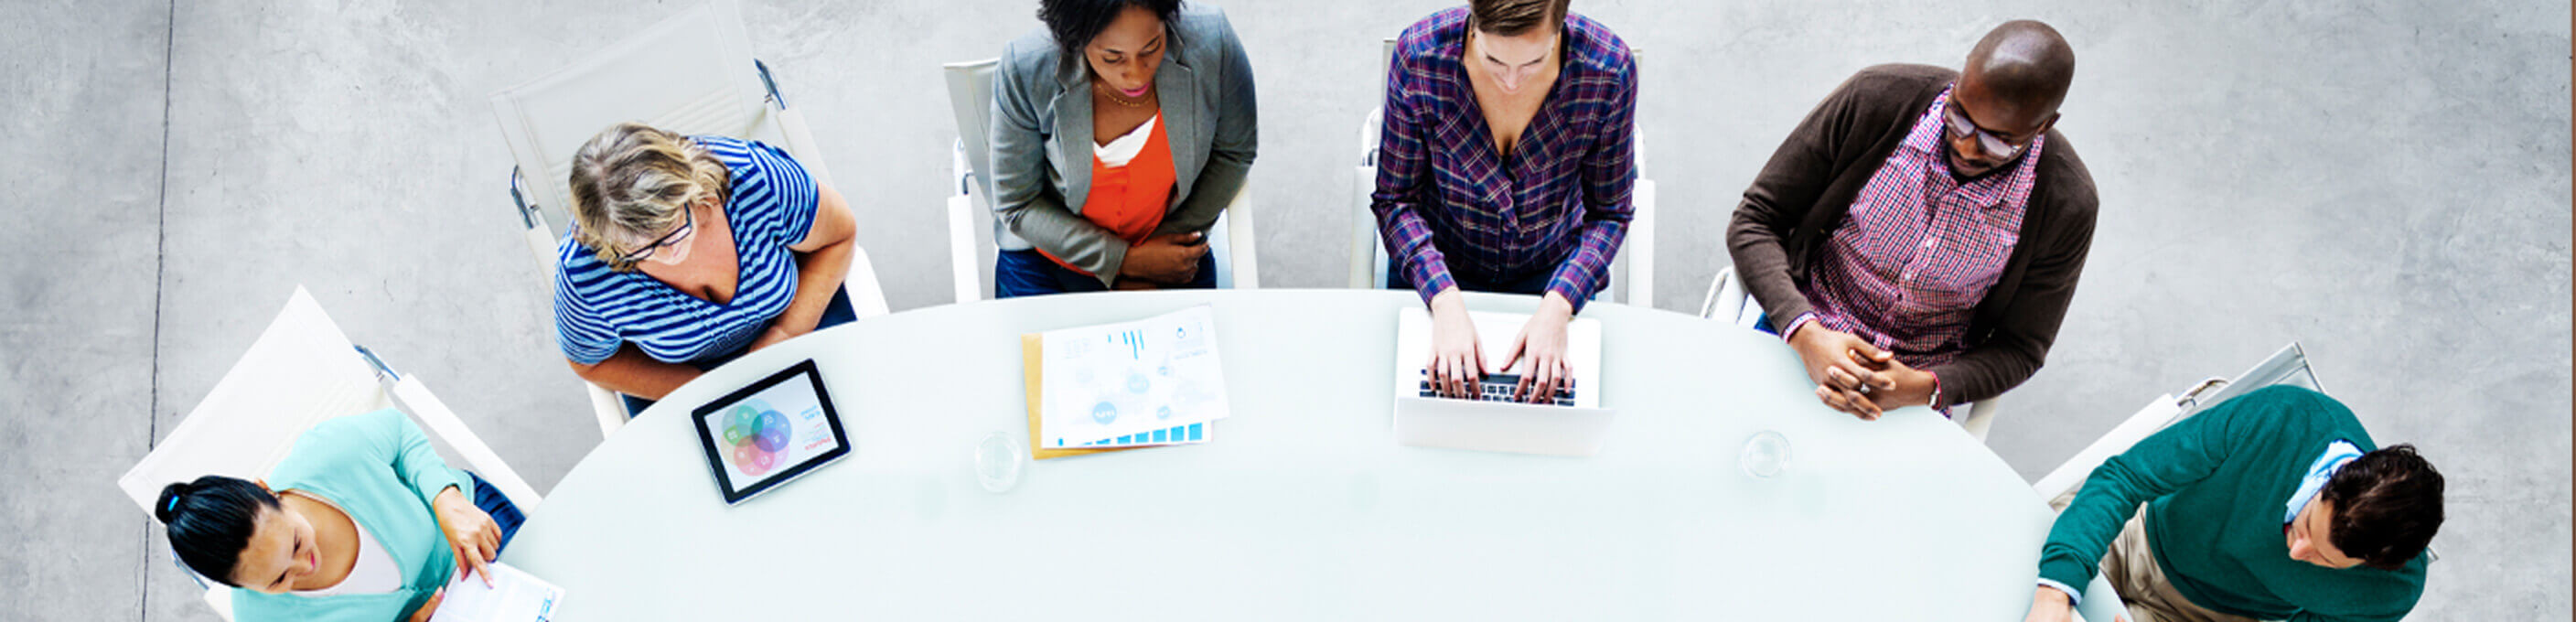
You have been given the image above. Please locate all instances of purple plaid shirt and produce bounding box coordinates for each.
[1370,7,1637,311]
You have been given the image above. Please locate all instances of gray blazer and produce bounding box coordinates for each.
[990,3,1257,284]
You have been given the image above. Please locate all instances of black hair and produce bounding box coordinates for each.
[1036,0,1183,55]
[155,476,280,587]
[2320,445,2445,570]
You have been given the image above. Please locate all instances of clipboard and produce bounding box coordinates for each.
[1023,333,1140,460]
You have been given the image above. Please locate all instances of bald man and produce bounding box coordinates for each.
[1727,20,2096,420]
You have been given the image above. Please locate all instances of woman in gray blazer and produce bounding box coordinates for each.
[990,0,1256,297]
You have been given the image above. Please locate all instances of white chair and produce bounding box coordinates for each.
[116,287,543,621]
[489,0,891,437]
[939,58,1260,303]
[1346,39,1655,307]
[1701,265,2003,439]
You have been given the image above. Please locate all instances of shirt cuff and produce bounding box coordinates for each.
[1780,313,1819,342]
[1410,263,1456,307]
[1927,370,1945,413]
[2035,578,2084,606]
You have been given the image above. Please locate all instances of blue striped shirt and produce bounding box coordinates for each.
[553,136,820,366]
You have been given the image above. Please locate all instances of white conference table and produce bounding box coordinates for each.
[503,290,2103,620]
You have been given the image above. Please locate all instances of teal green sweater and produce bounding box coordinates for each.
[2038,386,2427,622]
[233,409,470,622]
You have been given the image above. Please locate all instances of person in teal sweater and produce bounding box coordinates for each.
[153,409,525,622]
[2024,385,2445,622]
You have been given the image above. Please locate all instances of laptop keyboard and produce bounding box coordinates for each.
[1417,370,1577,406]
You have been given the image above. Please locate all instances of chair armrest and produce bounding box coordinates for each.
[387,376,544,509]
[841,246,892,318]
[1223,188,1259,289]
[948,194,982,303]
[1957,398,2002,443]
[585,382,627,440]
[1626,178,1656,307]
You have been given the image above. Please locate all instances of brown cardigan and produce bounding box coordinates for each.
[1726,63,2098,408]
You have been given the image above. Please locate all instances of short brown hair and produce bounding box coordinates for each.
[2321,445,2445,570]
[1468,0,1570,37]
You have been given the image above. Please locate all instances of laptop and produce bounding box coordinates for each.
[1390,307,1614,456]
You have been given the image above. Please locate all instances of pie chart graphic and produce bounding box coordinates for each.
[723,400,793,477]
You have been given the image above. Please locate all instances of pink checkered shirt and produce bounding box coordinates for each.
[1786,87,2045,372]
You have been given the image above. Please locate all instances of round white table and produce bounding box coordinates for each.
[503,290,2076,620]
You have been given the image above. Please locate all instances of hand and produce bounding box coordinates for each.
[747,324,801,353]
[1788,325,1896,420]
[408,587,445,622]
[1118,231,1208,285]
[1863,356,1939,412]
[431,487,501,588]
[1424,289,1486,399]
[1502,294,1575,403]
[2023,585,2074,622]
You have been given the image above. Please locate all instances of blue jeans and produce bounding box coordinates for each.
[621,286,861,416]
[994,249,1217,298]
[465,471,525,553]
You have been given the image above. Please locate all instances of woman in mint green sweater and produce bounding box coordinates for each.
[153,409,525,622]
[2024,386,2445,622]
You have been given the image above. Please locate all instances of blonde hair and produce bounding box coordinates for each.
[566,123,731,270]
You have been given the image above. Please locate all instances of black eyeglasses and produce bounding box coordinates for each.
[614,206,694,266]
[1942,99,2033,161]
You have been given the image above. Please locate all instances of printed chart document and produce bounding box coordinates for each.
[427,563,564,622]
[1038,306,1231,449]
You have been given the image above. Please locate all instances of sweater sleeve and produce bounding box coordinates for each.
[2034,388,2263,590]
[343,408,467,509]
[989,38,1128,285]
[1724,71,1870,328]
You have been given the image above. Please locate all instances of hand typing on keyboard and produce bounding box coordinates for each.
[1418,370,1578,406]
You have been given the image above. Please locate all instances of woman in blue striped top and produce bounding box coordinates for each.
[554,123,860,413]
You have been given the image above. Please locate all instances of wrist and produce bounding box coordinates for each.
[1536,292,1574,320]
[1428,287,1466,314]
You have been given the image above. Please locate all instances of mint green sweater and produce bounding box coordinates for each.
[2039,386,2427,622]
[232,409,469,622]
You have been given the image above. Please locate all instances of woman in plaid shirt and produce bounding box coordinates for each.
[1370,0,1637,404]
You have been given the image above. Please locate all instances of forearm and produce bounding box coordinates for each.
[1725,204,1817,327]
[1544,217,1628,312]
[772,241,854,334]
[572,348,703,400]
[1157,154,1250,236]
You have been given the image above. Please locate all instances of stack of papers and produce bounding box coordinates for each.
[1036,306,1231,450]
[427,563,564,622]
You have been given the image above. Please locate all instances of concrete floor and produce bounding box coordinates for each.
[3,0,2564,619]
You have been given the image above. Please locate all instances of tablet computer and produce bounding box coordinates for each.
[690,359,851,505]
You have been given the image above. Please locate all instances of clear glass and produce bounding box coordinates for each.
[975,431,1025,493]
[1739,430,1791,478]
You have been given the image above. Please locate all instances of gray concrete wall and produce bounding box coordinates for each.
[2,1,2563,620]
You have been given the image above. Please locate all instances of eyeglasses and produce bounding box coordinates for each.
[1942,100,2031,161]
[613,206,694,266]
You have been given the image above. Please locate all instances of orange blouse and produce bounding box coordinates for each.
[1042,117,1176,274]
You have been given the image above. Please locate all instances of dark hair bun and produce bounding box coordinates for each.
[155,482,192,523]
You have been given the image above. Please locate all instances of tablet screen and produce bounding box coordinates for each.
[691,359,850,504]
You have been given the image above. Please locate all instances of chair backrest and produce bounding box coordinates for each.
[2180,343,2323,415]
[489,0,825,252]
[943,59,1002,217]
[118,288,394,511]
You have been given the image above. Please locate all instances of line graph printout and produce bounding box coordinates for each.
[1038,306,1231,449]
